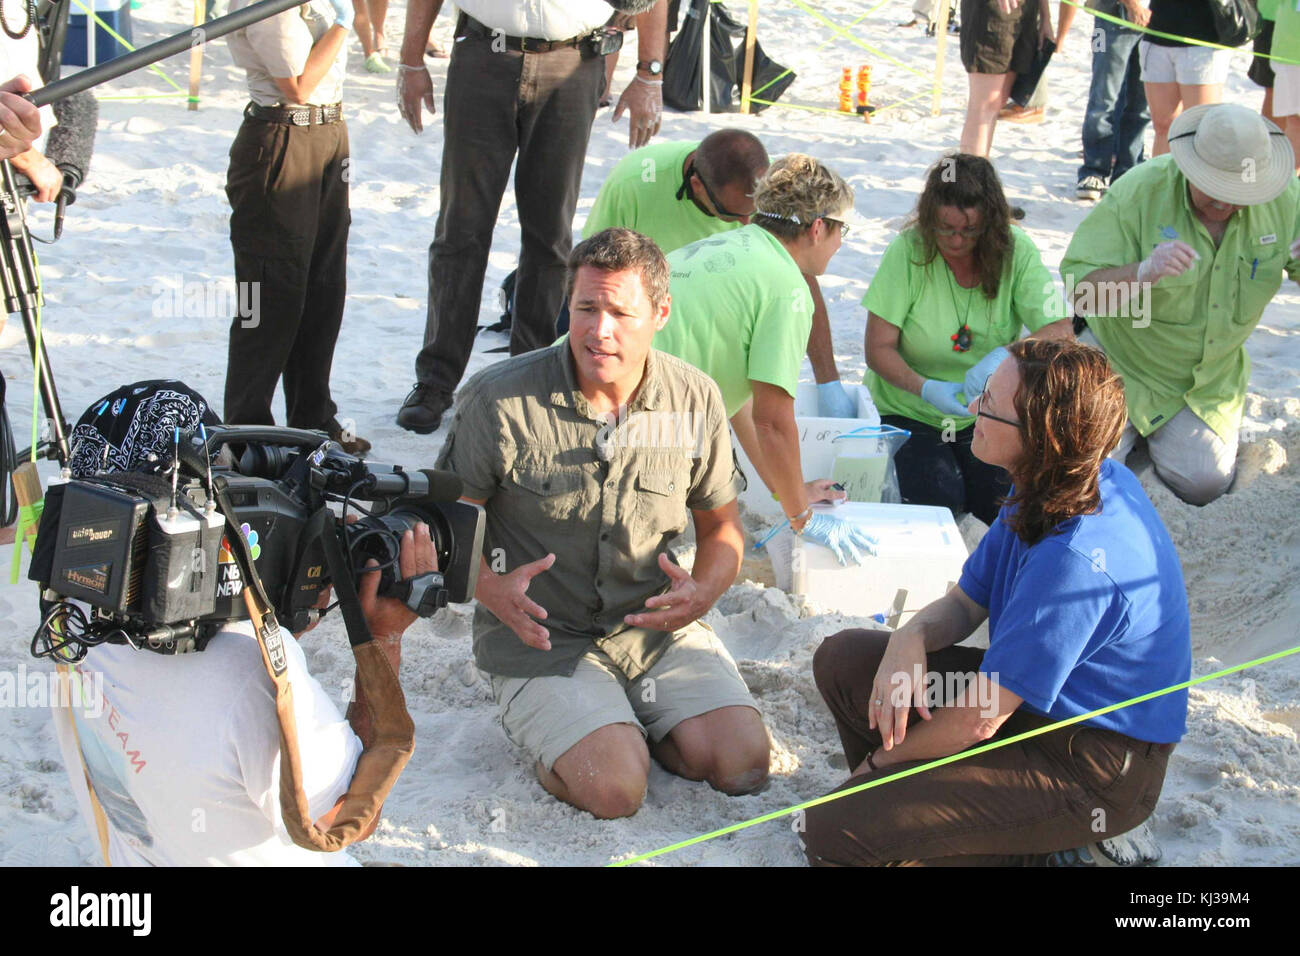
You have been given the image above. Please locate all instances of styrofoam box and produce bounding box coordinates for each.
[767,502,968,626]
[733,382,880,518]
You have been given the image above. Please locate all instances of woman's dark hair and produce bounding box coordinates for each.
[1001,338,1128,546]
[906,153,1014,299]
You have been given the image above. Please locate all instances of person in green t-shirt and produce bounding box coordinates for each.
[864,153,1072,525]
[1062,103,1300,506]
[655,155,878,564]
[581,131,858,417]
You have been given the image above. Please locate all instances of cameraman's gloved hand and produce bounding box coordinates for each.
[1136,240,1198,285]
[358,522,437,640]
[327,0,354,31]
[817,380,857,418]
[963,346,1009,401]
[799,512,878,566]
[921,379,971,417]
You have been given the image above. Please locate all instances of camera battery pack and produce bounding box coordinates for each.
[142,507,224,623]
[49,481,153,612]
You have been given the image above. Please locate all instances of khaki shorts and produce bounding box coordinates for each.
[487,622,758,771]
[960,0,1038,75]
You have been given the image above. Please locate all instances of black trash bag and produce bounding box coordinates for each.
[664,0,795,113]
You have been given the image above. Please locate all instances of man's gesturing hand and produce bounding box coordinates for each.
[397,65,436,134]
[358,522,438,639]
[624,553,704,632]
[477,553,556,650]
[613,78,662,150]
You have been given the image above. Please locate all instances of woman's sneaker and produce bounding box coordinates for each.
[1044,822,1163,866]
[1076,176,1107,201]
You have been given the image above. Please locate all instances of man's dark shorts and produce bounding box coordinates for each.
[961,0,1039,75]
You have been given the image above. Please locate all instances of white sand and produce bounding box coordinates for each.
[0,0,1297,866]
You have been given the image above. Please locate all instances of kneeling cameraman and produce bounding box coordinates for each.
[46,382,435,866]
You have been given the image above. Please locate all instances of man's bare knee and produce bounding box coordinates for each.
[549,723,649,819]
[669,706,771,795]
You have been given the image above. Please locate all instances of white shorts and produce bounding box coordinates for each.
[1273,63,1300,118]
[1139,39,1232,86]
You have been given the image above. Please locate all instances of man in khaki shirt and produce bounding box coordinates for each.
[437,228,769,819]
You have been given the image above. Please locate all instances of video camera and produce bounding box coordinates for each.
[27,424,485,661]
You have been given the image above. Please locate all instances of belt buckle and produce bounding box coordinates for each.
[519,36,542,53]
[290,108,310,126]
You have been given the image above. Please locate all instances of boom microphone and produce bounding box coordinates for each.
[46,89,97,193]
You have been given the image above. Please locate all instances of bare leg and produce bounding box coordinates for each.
[652,705,771,795]
[1263,87,1279,129]
[1285,115,1300,175]
[1145,81,1182,156]
[351,0,375,57]
[537,723,650,819]
[369,0,390,55]
[961,72,1015,156]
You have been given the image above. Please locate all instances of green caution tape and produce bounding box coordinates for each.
[609,641,1300,866]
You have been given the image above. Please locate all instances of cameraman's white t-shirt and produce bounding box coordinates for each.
[50,621,362,867]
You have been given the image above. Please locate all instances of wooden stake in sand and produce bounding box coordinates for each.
[740,0,758,115]
[189,0,204,111]
[931,0,951,117]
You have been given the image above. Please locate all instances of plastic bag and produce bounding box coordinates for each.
[829,424,910,504]
[663,0,795,113]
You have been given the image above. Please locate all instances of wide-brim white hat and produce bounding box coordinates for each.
[1168,103,1295,206]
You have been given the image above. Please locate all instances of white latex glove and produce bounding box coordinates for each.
[396,65,435,134]
[612,77,662,150]
[1136,240,1198,285]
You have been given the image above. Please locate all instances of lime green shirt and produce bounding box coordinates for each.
[654,225,812,417]
[582,140,740,254]
[862,225,1059,430]
[1060,155,1300,441]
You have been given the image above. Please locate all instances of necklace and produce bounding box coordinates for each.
[943,260,984,352]
[0,0,34,40]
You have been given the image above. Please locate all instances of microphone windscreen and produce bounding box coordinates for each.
[415,468,463,503]
[47,91,98,187]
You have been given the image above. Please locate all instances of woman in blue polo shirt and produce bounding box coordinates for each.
[802,338,1191,866]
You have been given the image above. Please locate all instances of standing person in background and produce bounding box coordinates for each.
[959,0,1053,156]
[1264,0,1300,172]
[863,154,1071,526]
[393,0,667,436]
[352,0,392,73]
[999,0,1075,125]
[1250,0,1280,129]
[223,0,371,455]
[1076,0,1150,200]
[1141,0,1231,155]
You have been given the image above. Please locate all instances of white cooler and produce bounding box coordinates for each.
[733,382,880,519]
[766,502,969,626]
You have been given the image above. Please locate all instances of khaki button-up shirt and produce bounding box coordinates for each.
[436,343,741,680]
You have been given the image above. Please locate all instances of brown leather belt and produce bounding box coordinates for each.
[459,13,592,53]
[245,101,343,126]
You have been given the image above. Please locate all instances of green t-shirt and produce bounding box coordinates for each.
[863,225,1060,430]
[582,140,740,254]
[1060,155,1300,441]
[654,225,812,417]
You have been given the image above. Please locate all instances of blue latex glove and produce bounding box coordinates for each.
[921,379,971,417]
[816,380,857,418]
[963,346,1010,402]
[800,512,879,566]
[327,0,354,30]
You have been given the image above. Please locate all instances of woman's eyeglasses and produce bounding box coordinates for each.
[976,388,1022,429]
[823,217,849,238]
[935,225,982,238]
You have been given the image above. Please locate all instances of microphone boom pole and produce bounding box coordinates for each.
[28,0,307,107]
